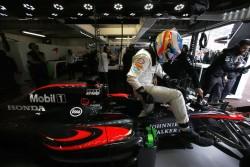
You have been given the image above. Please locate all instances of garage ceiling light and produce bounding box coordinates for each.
[103,13,109,16]
[80,31,93,38]
[130,13,135,16]
[115,36,135,40]
[53,4,64,11]
[144,3,154,11]
[174,4,185,11]
[23,4,35,11]
[22,31,46,38]
[114,3,123,10]
[83,3,93,11]
[0,5,7,11]
[77,12,83,16]
[51,13,58,17]
[18,18,33,21]
[156,13,162,16]
[25,13,33,17]
[0,12,8,16]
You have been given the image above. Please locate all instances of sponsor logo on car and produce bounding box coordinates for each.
[86,89,100,96]
[150,122,179,135]
[7,105,46,112]
[70,107,83,117]
[89,104,102,110]
[80,98,90,106]
[29,94,66,103]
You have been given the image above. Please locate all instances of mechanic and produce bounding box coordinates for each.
[0,32,21,100]
[220,40,250,102]
[162,44,203,98]
[127,29,213,146]
[202,39,250,103]
[27,42,49,87]
[98,45,111,84]
[122,44,137,93]
[66,49,77,80]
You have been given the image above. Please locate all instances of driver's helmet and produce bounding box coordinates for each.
[155,28,183,62]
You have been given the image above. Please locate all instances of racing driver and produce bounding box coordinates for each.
[127,29,214,146]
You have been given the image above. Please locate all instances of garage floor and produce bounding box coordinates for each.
[0,143,240,167]
[156,145,239,167]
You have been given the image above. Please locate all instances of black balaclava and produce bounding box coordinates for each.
[147,42,158,66]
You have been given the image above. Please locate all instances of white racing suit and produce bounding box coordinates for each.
[127,49,189,124]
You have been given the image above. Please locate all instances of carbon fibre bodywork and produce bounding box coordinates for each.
[0,83,144,164]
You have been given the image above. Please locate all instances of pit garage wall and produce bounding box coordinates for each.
[228,73,250,107]
[1,33,91,84]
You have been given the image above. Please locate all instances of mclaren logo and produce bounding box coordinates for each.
[86,89,100,96]
[8,105,46,112]
[70,107,83,117]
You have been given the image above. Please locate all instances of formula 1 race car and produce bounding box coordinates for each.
[0,81,156,167]
[0,79,250,167]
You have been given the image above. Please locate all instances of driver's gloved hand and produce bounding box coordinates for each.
[162,75,177,87]
[197,95,203,104]
[162,74,170,82]
[136,87,154,104]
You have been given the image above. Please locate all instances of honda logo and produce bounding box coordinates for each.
[30,94,66,103]
[8,105,46,112]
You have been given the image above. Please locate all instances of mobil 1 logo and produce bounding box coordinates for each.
[30,94,66,103]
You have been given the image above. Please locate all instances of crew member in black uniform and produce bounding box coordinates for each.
[202,39,250,103]
[122,44,137,93]
[162,44,203,98]
[220,40,250,102]
[27,43,49,87]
